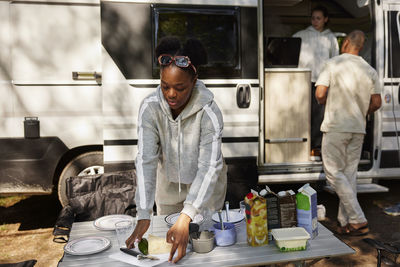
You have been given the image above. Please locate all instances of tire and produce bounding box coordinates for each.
[57,151,104,207]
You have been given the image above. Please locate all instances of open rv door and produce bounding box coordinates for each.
[256,0,395,187]
[257,0,320,183]
[378,0,400,170]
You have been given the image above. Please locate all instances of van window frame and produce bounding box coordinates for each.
[151,5,241,78]
[385,10,400,79]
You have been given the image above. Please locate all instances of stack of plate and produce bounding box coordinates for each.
[64,236,111,255]
[93,214,135,231]
[165,213,204,228]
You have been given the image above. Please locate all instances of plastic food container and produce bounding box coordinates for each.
[271,227,310,252]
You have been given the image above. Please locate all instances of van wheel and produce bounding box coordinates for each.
[57,151,104,207]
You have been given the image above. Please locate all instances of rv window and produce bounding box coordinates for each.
[388,11,400,78]
[264,37,301,68]
[152,6,240,78]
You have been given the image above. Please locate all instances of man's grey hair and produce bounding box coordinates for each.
[347,30,365,49]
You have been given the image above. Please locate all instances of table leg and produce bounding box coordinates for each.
[293,260,306,267]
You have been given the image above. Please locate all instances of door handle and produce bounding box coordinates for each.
[265,138,307,143]
[72,71,101,80]
[236,84,251,108]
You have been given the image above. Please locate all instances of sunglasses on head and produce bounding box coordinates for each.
[158,54,197,74]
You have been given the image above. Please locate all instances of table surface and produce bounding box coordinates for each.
[58,213,355,267]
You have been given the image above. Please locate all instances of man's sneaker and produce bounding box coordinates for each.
[384,203,400,216]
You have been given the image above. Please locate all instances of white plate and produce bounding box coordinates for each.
[212,211,244,224]
[64,236,111,256]
[93,214,134,231]
[165,213,204,227]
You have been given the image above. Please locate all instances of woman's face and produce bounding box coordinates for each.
[311,10,328,32]
[160,65,196,117]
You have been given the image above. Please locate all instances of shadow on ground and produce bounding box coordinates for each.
[0,193,62,230]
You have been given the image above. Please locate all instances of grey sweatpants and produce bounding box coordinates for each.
[322,132,367,226]
[155,162,227,216]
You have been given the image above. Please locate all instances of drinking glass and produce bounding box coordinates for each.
[115,220,135,248]
[200,207,214,232]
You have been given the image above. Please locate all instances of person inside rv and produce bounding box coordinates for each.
[125,37,227,263]
[293,5,339,157]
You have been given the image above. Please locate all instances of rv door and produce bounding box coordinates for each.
[379,1,400,169]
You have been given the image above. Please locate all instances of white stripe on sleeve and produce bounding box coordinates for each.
[193,104,221,208]
[137,96,158,210]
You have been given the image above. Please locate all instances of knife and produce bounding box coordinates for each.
[120,248,160,260]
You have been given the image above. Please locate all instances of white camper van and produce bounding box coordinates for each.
[0,0,399,204]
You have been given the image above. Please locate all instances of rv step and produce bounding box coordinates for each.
[323,183,389,194]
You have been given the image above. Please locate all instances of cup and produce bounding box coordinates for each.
[317,204,326,221]
[211,222,236,246]
[115,220,134,248]
[200,208,214,232]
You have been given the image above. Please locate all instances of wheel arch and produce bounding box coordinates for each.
[52,144,103,187]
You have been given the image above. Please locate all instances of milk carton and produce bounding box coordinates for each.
[296,183,318,239]
[260,186,280,241]
[277,190,297,228]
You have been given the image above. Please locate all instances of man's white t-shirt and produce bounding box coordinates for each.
[316,53,381,134]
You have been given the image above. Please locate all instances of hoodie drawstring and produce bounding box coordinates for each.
[177,118,182,195]
[164,117,170,180]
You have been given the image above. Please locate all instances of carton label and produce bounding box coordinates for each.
[245,193,268,246]
[278,191,297,228]
[296,184,318,239]
[266,195,280,229]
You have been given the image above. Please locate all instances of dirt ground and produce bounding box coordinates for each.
[0,179,399,267]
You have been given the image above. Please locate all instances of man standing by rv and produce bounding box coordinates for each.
[315,30,381,235]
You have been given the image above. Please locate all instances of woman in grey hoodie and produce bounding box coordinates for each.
[126,37,227,263]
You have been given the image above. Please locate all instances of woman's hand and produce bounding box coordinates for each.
[166,213,191,263]
[126,219,150,249]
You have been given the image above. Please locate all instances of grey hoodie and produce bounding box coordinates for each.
[135,80,226,220]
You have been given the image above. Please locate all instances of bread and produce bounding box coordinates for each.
[148,234,172,255]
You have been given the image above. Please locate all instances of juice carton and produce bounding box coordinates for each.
[296,183,318,239]
[260,186,280,241]
[244,192,268,246]
[277,190,297,228]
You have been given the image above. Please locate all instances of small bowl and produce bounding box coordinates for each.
[190,231,215,253]
[165,213,204,228]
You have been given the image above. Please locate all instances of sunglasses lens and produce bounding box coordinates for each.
[174,57,189,67]
[159,55,173,65]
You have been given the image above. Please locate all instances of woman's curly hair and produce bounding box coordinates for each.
[155,36,207,77]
